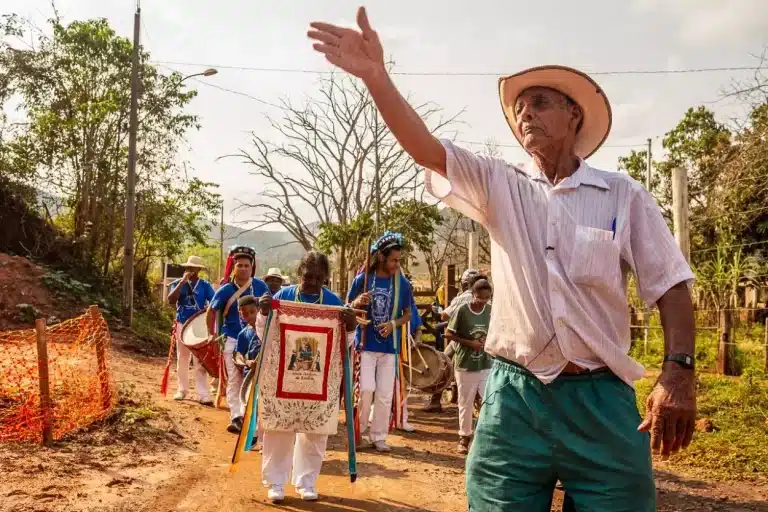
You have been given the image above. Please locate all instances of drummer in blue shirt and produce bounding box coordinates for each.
[206,246,271,434]
[347,232,413,452]
[167,256,216,405]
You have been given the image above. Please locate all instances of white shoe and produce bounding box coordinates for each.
[298,488,318,501]
[374,440,391,452]
[173,391,186,401]
[400,423,416,433]
[267,484,285,503]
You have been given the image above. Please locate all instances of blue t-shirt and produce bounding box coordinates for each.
[274,285,343,307]
[169,278,215,324]
[210,278,270,339]
[347,272,413,354]
[236,325,261,359]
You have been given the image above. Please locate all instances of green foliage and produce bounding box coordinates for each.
[636,372,768,480]
[131,306,174,355]
[42,270,91,298]
[316,199,442,272]
[0,13,219,296]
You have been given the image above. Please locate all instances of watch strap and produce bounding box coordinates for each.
[663,353,694,369]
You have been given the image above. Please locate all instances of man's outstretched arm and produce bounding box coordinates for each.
[308,7,446,174]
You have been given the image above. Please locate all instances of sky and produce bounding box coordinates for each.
[4,0,768,230]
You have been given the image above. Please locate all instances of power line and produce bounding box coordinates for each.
[691,240,768,254]
[692,205,768,225]
[152,61,763,77]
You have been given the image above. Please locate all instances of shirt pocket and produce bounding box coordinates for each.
[568,225,621,289]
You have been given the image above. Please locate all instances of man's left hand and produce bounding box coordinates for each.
[638,363,697,458]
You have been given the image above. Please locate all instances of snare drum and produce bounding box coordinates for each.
[179,310,221,378]
[404,343,454,394]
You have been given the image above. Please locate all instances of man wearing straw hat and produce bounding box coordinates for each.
[167,255,216,405]
[262,267,286,295]
[309,8,697,511]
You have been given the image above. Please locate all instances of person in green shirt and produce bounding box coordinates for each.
[446,278,493,455]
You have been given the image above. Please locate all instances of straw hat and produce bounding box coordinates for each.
[180,255,207,269]
[498,65,612,159]
[262,268,285,282]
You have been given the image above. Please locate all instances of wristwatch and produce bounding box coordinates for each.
[663,353,695,370]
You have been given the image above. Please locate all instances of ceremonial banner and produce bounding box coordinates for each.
[259,301,344,435]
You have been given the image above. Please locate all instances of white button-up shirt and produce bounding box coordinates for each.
[425,140,694,386]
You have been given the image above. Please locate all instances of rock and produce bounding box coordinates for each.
[695,418,716,432]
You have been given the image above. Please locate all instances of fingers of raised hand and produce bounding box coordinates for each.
[307,29,341,47]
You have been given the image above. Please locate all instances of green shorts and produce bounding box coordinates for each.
[466,358,655,512]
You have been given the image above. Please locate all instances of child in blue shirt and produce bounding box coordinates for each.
[236,296,262,378]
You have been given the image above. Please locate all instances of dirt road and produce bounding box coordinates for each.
[3,341,767,512]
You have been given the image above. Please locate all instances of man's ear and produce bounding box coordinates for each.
[571,104,584,133]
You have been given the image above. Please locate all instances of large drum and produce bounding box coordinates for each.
[179,310,220,378]
[404,343,453,394]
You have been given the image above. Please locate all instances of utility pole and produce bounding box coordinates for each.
[468,231,479,270]
[671,166,690,262]
[645,138,652,191]
[218,201,225,282]
[642,137,653,354]
[121,4,141,326]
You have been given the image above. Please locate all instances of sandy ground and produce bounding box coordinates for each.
[2,337,768,512]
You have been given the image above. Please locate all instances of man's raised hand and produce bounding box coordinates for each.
[308,6,385,81]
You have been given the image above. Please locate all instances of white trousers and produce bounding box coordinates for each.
[261,431,328,490]
[176,338,211,401]
[359,351,396,442]
[455,369,490,437]
[224,337,243,421]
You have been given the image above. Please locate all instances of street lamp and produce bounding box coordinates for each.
[121,66,218,327]
[180,68,218,83]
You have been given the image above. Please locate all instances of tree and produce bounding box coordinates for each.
[230,71,458,289]
[0,12,219,291]
[315,198,442,293]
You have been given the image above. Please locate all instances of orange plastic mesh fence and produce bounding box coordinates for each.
[0,306,115,442]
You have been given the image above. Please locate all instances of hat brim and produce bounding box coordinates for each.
[498,65,612,159]
[262,274,284,281]
[180,263,207,269]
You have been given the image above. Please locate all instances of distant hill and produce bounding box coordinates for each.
[207,223,319,274]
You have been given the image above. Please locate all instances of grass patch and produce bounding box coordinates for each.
[636,371,768,480]
[129,306,174,355]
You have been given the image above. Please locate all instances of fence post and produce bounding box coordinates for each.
[34,318,54,446]
[89,305,112,411]
[764,317,768,374]
[445,264,457,305]
[717,309,736,375]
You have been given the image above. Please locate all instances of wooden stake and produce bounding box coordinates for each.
[90,306,112,411]
[764,317,768,374]
[35,318,53,446]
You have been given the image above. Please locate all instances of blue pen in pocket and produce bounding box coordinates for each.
[610,217,617,240]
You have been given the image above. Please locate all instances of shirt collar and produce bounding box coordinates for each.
[523,158,610,191]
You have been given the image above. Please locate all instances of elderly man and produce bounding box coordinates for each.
[309,8,697,511]
[262,267,286,295]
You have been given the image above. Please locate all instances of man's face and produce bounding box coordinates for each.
[514,87,582,154]
[234,257,252,280]
[186,269,200,280]
[300,264,326,295]
[240,304,259,325]
[379,249,402,276]
[265,277,283,294]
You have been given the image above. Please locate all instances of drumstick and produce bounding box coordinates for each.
[415,344,430,371]
[403,363,425,375]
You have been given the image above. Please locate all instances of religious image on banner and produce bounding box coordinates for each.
[259,301,344,434]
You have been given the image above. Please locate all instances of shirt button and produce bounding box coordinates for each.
[557,319,566,328]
